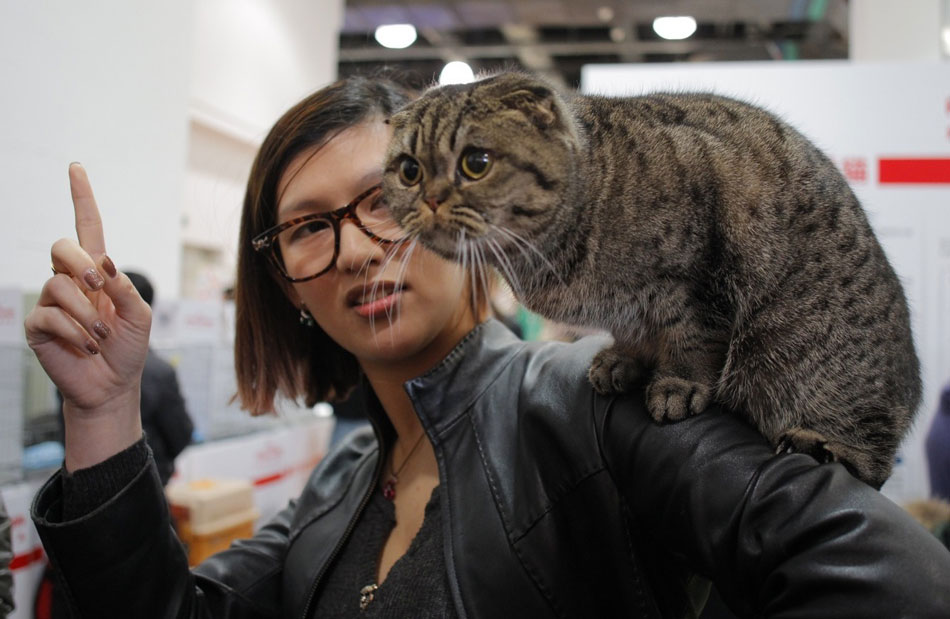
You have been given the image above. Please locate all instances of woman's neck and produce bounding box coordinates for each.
[363,370,423,442]
[359,306,486,441]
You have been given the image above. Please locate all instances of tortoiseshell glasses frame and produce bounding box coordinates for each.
[251,184,406,282]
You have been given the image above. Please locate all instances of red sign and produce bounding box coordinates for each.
[878,158,950,184]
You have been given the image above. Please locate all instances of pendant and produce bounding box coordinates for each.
[382,475,397,501]
[359,583,378,611]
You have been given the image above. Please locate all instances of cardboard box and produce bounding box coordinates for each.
[166,478,259,566]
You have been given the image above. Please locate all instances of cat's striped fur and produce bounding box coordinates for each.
[381,72,920,488]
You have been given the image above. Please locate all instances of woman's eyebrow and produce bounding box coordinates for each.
[279,198,326,219]
[278,170,382,218]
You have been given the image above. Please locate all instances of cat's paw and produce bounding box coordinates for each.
[775,428,837,463]
[645,377,710,422]
[588,349,645,395]
[776,428,885,488]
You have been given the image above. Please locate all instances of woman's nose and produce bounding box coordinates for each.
[335,218,385,273]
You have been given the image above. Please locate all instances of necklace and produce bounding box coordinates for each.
[360,431,427,611]
[381,431,426,501]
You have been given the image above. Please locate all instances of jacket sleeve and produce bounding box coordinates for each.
[598,396,950,618]
[32,456,291,619]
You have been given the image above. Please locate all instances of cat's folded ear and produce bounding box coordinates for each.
[499,86,561,130]
[386,109,412,129]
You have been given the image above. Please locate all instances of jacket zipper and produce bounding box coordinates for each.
[300,413,388,619]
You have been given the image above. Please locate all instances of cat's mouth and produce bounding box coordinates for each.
[413,225,475,262]
[398,203,493,262]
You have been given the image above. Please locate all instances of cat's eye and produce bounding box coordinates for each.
[398,157,422,186]
[460,149,493,180]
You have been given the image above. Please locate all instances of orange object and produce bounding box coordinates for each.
[166,478,259,566]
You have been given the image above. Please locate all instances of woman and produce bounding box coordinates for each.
[26,76,950,618]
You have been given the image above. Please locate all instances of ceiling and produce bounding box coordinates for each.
[338,0,850,89]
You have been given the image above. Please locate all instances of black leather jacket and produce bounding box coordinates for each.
[32,320,950,618]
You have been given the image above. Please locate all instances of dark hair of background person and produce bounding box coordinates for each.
[125,271,155,306]
[233,74,417,415]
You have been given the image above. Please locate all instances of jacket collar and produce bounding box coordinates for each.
[403,319,526,439]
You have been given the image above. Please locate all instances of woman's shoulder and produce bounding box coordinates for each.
[510,332,611,400]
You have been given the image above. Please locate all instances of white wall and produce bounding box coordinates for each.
[182,0,343,300]
[850,0,944,61]
[0,1,195,297]
[190,0,342,142]
[0,0,343,301]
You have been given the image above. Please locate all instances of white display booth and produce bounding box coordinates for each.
[582,60,950,503]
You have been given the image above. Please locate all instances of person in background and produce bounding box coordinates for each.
[926,381,950,500]
[123,271,195,486]
[0,494,13,618]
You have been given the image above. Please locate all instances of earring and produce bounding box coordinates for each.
[299,307,316,327]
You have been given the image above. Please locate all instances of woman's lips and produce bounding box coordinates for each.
[348,282,406,318]
[353,290,402,318]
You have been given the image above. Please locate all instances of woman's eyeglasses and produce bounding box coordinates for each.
[252,184,406,282]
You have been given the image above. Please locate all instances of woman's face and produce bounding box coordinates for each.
[275,119,476,372]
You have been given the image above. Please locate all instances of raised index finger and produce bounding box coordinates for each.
[69,163,106,257]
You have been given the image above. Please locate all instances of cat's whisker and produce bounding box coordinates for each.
[459,229,480,313]
[449,208,488,236]
[456,231,469,310]
[486,237,526,301]
[477,242,494,312]
[364,235,405,343]
[381,237,415,343]
[391,238,417,331]
[488,226,538,276]
[493,225,566,288]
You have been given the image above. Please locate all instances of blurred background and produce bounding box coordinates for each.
[339,0,850,89]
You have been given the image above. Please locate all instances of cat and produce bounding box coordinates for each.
[380,71,921,489]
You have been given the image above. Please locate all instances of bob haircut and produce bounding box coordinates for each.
[234,76,416,414]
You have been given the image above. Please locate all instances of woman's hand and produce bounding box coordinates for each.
[24,163,151,470]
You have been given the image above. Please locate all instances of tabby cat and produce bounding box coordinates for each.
[381,72,920,488]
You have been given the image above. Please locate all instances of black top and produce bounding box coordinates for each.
[314,487,456,618]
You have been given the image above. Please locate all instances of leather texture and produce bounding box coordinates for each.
[32,319,950,618]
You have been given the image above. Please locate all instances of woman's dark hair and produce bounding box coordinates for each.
[235,75,415,414]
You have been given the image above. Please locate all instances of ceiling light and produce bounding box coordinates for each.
[439,61,475,85]
[943,26,950,57]
[374,24,417,49]
[652,16,697,40]
[597,6,614,22]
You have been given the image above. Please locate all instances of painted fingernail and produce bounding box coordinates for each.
[101,255,117,278]
[93,320,111,339]
[85,339,100,355]
[84,268,105,290]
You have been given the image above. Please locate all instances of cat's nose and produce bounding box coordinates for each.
[424,186,452,210]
